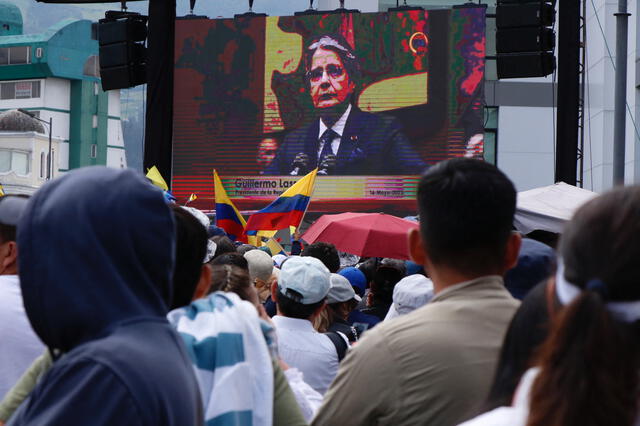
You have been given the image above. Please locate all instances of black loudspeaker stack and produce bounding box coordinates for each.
[496,0,557,79]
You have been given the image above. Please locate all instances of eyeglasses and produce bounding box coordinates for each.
[307,64,345,82]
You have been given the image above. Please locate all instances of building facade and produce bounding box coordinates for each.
[0,2,125,194]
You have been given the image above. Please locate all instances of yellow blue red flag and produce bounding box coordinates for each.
[245,168,317,235]
[214,170,247,243]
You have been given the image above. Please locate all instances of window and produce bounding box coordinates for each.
[0,151,10,172]
[15,81,34,99]
[0,150,30,175]
[10,46,29,64]
[84,56,100,78]
[0,46,31,66]
[12,152,28,174]
[0,81,41,100]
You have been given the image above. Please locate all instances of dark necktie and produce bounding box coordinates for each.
[318,128,338,166]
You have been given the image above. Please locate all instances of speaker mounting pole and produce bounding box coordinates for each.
[555,0,580,185]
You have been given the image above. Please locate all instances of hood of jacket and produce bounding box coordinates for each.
[504,238,556,300]
[17,166,176,353]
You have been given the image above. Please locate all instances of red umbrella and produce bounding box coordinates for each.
[302,212,419,260]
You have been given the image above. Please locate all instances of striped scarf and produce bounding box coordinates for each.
[168,292,274,426]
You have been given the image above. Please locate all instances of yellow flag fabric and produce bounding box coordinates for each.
[0,184,5,196]
[266,238,285,255]
[214,170,246,226]
[146,166,169,191]
[187,193,198,203]
[280,168,317,198]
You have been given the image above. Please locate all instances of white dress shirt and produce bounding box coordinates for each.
[317,104,352,160]
[272,315,339,395]
[0,274,45,399]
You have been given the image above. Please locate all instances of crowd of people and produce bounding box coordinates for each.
[0,157,638,425]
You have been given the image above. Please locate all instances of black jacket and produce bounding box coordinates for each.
[264,107,427,175]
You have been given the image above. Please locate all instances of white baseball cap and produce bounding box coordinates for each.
[278,256,330,304]
[244,249,274,282]
[384,274,434,321]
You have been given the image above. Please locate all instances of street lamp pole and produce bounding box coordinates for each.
[48,116,52,180]
[17,109,53,180]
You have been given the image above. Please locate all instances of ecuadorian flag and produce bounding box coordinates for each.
[214,170,247,243]
[245,169,317,234]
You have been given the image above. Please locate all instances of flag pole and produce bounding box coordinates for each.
[294,168,318,239]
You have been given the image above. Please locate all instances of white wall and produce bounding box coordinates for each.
[107,147,126,169]
[37,110,70,141]
[583,0,638,191]
[107,118,124,148]
[497,106,556,191]
[58,141,69,170]
[108,90,121,117]
[43,78,71,111]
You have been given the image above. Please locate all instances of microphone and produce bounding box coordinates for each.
[290,152,310,176]
[318,154,337,175]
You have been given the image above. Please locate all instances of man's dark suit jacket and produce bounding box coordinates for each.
[264,107,428,175]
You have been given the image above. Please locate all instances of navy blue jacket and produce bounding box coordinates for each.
[264,107,427,175]
[10,167,203,426]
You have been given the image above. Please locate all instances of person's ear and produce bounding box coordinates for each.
[270,279,279,302]
[409,228,426,266]
[192,264,212,301]
[1,241,17,273]
[503,232,522,272]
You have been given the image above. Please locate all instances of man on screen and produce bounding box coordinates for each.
[264,34,427,176]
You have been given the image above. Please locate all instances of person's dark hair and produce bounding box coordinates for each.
[303,33,361,94]
[370,265,404,305]
[356,257,378,285]
[527,186,640,426]
[485,280,557,410]
[237,244,258,255]
[302,241,340,273]
[0,194,28,243]
[417,158,516,276]
[0,221,14,244]
[276,288,325,320]
[209,264,256,304]
[209,252,249,271]
[211,235,236,259]
[170,205,208,310]
[328,300,358,321]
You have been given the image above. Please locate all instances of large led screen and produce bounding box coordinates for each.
[172,7,486,211]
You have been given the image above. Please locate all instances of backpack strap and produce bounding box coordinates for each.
[324,331,348,361]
